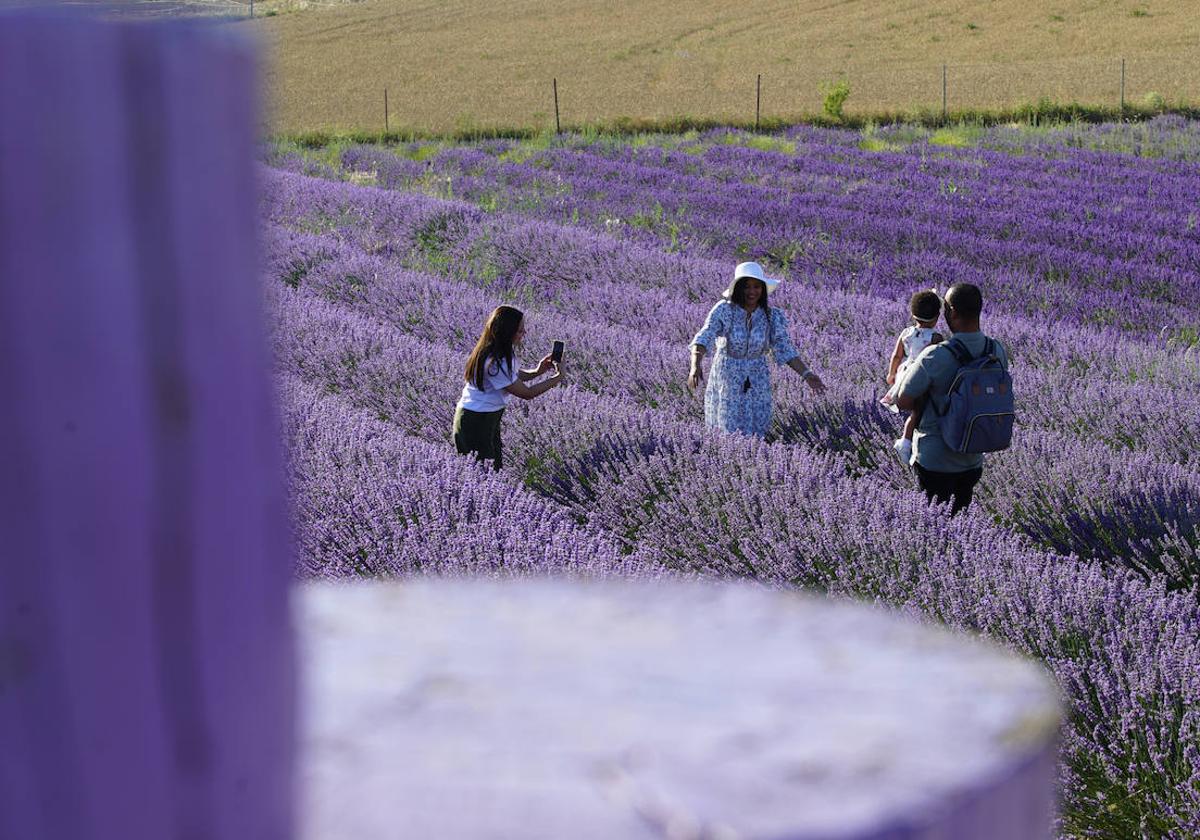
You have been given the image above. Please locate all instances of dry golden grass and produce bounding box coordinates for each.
[240,0,1200,133]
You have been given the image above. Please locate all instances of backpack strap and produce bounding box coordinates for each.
[944,337,973,366]
[931,338,982,417]
[947,337,1002,364]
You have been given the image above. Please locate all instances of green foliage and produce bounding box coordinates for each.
[858,120,917,151]
[1142,91,1167,111]
[1162,326,1200,349]
[858,137,900,152]
[283,259,309,289]
[929,127,973,147]
[290,130,336,149]
[396,143,442,162]
[412,212,456,272]
[744,135,797,154]
[628,202,683,251]
[820,77,851,121]
[498,128,558,164]
[763,240,804,272]
[938,177,966,196]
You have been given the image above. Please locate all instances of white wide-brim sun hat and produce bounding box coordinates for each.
[722,261,780,299]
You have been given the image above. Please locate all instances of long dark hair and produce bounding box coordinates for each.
[730,276,770,315]
[465,305,523,389]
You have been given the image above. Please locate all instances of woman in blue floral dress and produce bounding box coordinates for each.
[688,262,826,437]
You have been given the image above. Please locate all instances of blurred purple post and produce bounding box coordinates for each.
[0,13,293,840]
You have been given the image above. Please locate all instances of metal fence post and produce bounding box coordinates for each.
[755,73,761,131]
[384,87,389,133]
[553,78,560,135]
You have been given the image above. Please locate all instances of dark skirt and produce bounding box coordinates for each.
[452,406,505,471]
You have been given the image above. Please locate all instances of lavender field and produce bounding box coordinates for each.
[263,119,1200,837]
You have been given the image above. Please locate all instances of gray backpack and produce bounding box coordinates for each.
[933,338,1014,454]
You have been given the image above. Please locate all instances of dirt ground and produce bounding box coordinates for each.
[234,0,1200,133]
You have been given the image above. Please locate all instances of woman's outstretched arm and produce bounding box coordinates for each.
[785,356,827,394]
[505,365,566,400]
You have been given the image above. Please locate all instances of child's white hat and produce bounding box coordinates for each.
[723,261,780,299]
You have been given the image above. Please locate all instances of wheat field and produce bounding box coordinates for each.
[242,0,1200,133]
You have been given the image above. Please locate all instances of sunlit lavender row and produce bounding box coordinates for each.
[261,123,1200,836]
[260,169,1200,589]
[271,121,1200,336]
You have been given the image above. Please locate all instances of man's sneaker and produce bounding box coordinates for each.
[893,437,913,466]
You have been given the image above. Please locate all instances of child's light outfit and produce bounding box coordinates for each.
[881,325,938,412]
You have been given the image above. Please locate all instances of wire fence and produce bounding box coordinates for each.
[298,54,1198,136]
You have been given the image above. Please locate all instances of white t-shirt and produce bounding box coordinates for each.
[457,355,518,412]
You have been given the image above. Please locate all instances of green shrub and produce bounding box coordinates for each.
[820,78,851,121]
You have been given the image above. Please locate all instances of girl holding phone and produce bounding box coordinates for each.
[453,306,565,471]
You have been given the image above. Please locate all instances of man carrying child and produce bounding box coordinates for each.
[893,283,1009,515]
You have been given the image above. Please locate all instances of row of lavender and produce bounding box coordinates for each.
[272,122,1200,337]
[912,114,1200,162]
[740,116,1200,163]
[261,166,1200,836]
[261,169,1200,590]
[279,372,664,580]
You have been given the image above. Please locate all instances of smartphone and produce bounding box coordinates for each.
[551,340,565,363]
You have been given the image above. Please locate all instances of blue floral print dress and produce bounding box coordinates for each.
[692,301,801,438]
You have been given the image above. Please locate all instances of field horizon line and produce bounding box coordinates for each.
[269,99,1198,147]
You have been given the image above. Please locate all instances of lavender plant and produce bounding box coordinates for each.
[267,123,1200,337]
[260,122,1200,836]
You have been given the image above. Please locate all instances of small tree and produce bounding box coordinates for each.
[821,78,851,120]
